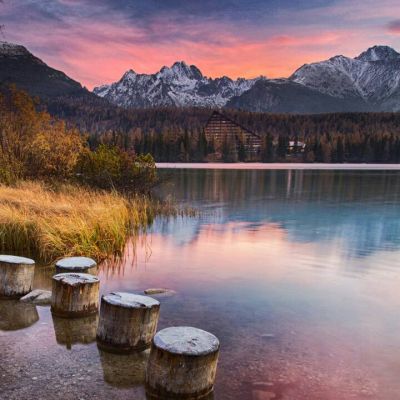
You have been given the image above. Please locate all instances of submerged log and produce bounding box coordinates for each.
[51,273,100,318]
[0,255,35,298]
[55,256,98,275]
[146,326,220,399]
[97,292,160,353]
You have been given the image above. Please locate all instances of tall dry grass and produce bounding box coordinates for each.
[0,181,163,262]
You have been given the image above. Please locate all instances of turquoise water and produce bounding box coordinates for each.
[2,169,400,399]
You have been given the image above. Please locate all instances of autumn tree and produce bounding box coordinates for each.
[0,86,84,182]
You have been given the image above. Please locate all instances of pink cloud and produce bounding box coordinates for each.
[388,20,400,34]
[3,1,400,89]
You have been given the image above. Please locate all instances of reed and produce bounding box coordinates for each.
[0,181,176,262]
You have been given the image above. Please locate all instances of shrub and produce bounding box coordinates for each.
[0,86,158,194]
[0,86,84,182]
[76,145,158,194]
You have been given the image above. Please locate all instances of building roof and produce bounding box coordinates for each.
[205,110,260,139]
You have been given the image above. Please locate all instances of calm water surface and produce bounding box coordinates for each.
[2,169,400,400]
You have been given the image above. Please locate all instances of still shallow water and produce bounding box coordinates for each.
[2,169,400,399]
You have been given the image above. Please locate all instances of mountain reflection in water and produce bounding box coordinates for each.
[155,169,400,258]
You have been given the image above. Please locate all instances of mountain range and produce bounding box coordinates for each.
[93,62,259,108]
[2,41,400,113]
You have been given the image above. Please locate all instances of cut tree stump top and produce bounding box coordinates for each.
[53,273,99,286]
[103,292,160,309]
[153,327,220,356]
[56,257,97,270]
[0,255,35,265]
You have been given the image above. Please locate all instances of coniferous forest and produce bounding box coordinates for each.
[49,96,400,163]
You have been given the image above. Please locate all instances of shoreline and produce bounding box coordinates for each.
[156,163,400,170]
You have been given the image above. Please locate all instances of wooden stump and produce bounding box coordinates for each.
[146,326,220,399]
[51,273,99,318]
[0,255,35,298]
[97,292,160,353]
[55,256,98,275]
[52,314,98,349]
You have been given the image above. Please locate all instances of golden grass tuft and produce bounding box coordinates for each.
[0,181,163,262]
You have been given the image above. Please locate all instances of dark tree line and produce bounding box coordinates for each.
[48,97,400,163]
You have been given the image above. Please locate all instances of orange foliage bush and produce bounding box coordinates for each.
[0,85,84,182]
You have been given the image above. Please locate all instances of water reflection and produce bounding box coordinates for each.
[0,300,39,331]
[3,169,400,400]
[99,349,149,388]
[52,314,98,350]
[156,169,400,257]
[33,265,55,291]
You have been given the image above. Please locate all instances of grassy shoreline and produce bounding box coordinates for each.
[0,181,177,263]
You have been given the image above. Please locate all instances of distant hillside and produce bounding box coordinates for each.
[226,79,370,113]
[0,42,92,99]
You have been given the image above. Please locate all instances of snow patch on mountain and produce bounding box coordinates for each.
[94,61,262,108]
[0,42,31,57]
[93,45,400,112]
[290,45,400,105]
[356,45,400,62]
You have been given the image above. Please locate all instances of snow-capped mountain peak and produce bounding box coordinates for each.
[356,45,400,62]
[94,62,261,108]
[158,61,204,83]
[0,41,31,57]
[290,45,400,105]
[0,42,29,55]
[92,45,400,112]
[170,61,191,74]
[123,69,137,78]
[123,69,139,83]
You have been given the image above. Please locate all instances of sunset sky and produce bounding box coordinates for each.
[2,0,400,89]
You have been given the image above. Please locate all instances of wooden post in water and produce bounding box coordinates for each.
[55,256,98,275]
[51,273,99,318]
[0,255,35,298]
[146,326,220,400]
[96,292,160,353]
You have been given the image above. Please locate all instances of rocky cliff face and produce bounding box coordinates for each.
[290,46,400,110]
[93,61,261,108]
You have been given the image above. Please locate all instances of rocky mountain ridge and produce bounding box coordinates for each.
[93,61,261,108]
[95,45,400,112]
[2,41,400,113]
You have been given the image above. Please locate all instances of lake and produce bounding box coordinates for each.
[2,168,400,400]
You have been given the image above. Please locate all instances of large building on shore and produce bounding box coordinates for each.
[204,111,261,161]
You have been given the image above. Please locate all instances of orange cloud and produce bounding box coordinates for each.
[3,1,400,89]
